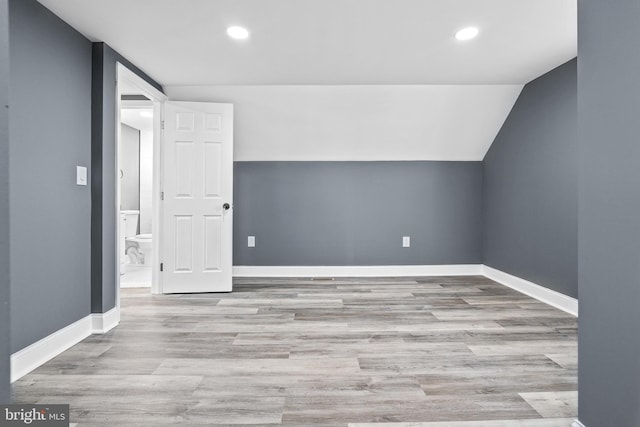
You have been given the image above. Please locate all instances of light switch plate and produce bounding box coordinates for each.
[248,236,256,248]
[402,236,411,247]
[76,166,87,186]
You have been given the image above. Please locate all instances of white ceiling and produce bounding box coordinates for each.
[166,85,523,161]
[36,0,576,86]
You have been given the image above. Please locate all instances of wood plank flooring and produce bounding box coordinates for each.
[11,276,578,426]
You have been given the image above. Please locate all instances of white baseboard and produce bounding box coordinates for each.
[10,315,92,382]
[11,308,121,382]
[233,264,484,278]
[91,307,121,334]
[12,265,576,383]
[120,283,152,289]
[483,265,578,316]
[572,420,586,427]
[234,264,578,316]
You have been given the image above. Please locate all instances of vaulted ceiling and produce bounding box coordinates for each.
[36,0,576,160]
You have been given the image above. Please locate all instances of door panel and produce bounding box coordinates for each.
[174,215,193,272]
[162,102,233,293]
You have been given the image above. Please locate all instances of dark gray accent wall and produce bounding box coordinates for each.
[0,0,10,404]
[578,1,640,425]
[483,59,577,298]
[234,162,482,266]
[91,43,162,313]
[8,0,92,352]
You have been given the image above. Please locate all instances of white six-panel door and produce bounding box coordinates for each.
[162,102,233,293]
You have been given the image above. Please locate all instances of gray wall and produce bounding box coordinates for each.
[578,1,640,425]
[484,59,577,298]
[120,124,140,213]
[9,0,92,352]
[0,0,10,404]
[234,162,482,266]
[91,43,162,313]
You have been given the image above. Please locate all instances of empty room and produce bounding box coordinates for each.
[0,0,637,426]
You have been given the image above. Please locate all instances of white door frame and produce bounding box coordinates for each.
[115,62,167,305]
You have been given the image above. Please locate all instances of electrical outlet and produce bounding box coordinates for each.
[248,236,256,248]
[402,236,411,247]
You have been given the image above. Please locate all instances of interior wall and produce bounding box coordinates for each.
[167,84,506,268]
[234,161,482,266]
[91,43,162,313]
[119,123,140,213]
[0,0,10,403]
[483,59,577,298]
[165,85,522,161]
[139,129,153,234]
[578,1,640,425]
[9,0,92,352]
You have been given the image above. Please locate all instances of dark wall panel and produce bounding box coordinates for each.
[234,161,483,266]
[0,0,10,403]
[484,59,577,298]
[91,43,162,313]
[9,0,92,352]
[578,1,640,425]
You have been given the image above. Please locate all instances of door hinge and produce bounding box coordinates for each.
[161,120,165,130]
[160,263,164,272]
[161,191,164,200]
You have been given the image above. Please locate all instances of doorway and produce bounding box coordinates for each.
[115,63,166,302]
[119,98,153,288]
[115,64,235,301]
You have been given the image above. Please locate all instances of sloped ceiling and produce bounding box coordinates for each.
[37,0,576,160]
[166,84,523,161]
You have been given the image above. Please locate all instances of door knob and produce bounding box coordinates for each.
[223,203,230,211]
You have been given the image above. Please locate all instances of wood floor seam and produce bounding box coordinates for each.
[12,276,577,426]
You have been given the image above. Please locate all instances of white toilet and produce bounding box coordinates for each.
[126,233,153,266]
[120,210,138,273]
[120,210,153,267]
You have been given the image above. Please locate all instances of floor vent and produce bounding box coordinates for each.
[310,277,335,281]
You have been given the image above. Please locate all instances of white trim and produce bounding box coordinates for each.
[572,421,586,427]
[151,99,163,295]
[11,264,576,383]
[115,62,167,300]
[482,265,578,316]
[233,264,578,316]
[233,264,484,277]
[91,307,121,334]
[116,63,166,102]
[11,308,121,382]
[11,316,92,382]
[119,283,152,289]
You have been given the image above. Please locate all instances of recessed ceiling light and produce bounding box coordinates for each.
[455,27,479,41]
[227,26,250,40]
[139,111,152,118]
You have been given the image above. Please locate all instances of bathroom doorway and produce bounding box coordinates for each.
[119,99,154,288]
[115,63,166,299]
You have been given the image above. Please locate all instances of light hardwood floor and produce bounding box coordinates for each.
[12,276,578,426]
